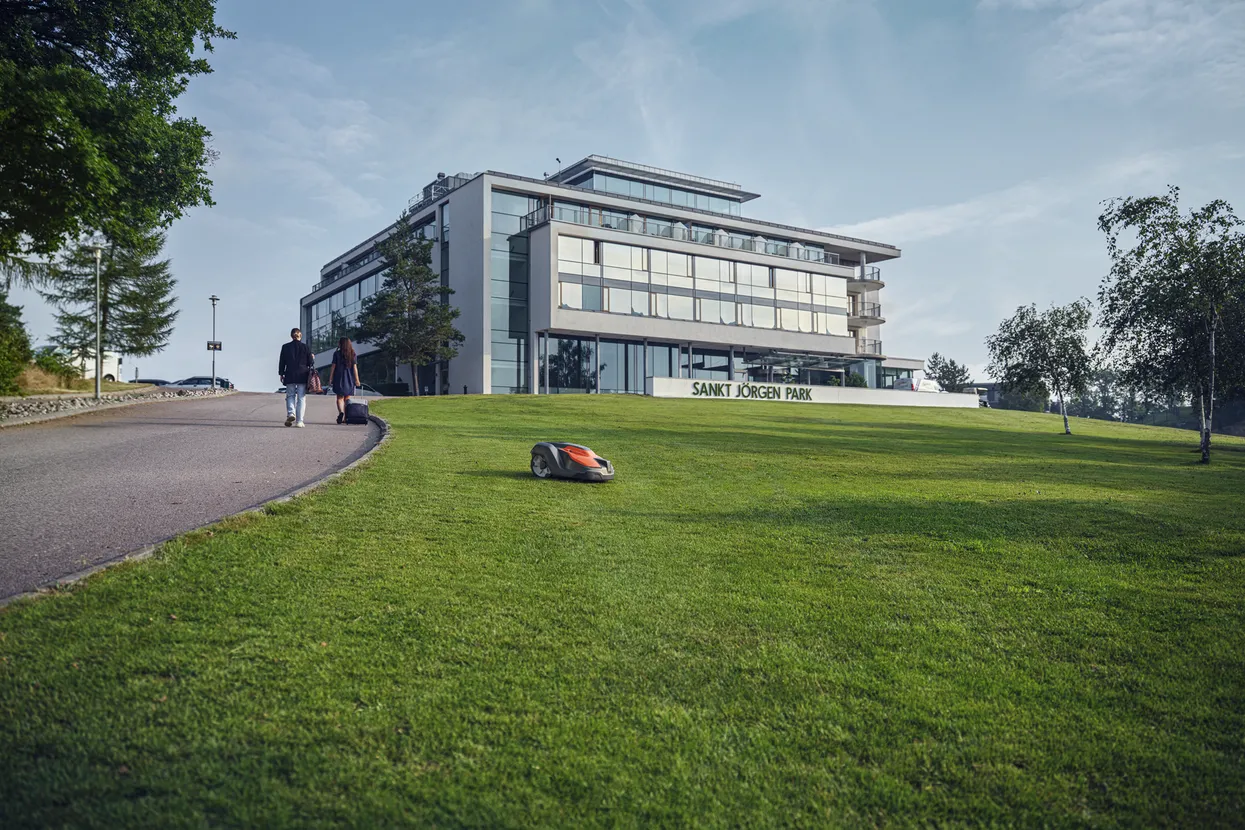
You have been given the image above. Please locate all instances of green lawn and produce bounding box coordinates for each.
[2,397,1244,827]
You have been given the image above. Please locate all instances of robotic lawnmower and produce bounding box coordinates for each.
[530,442,615,482]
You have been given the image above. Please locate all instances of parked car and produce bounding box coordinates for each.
[170,376,235,390]
[131,378,169,386]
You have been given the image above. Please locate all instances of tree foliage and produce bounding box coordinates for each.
[41,228,179,361]
[0,289,32,394]
[32,344,77,384]
[1097,187,1245,463]
[352,209,464,396]
[0,0,235,258]
[986,300,1093,434]
[925,352,972,392]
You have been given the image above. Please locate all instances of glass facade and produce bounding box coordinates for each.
[491,190,537,393]
[573,172,743,216]
[556,236,850,336]
[528,200,836,265]
[308,217,436,354]
[539,333,877,394]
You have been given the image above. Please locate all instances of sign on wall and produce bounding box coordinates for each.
[645,377,979,409]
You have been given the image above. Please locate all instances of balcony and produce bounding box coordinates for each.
[856,339,883,355]
[850,265,884,288]
[849,302,883,321]
[522,203,841,267]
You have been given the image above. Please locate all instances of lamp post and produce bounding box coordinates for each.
[88,241,104,401]
[209,295,220,394]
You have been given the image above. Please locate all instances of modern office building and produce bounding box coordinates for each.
[301,155,923,395]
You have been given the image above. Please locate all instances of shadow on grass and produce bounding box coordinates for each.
[602,495,1245,563]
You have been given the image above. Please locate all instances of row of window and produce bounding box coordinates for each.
[545,201,836,264]
[319,218,435,287]
[490,191,536,394]
[310,270,385,324]
[558,282,850,336]
[539,336,876,395]
[558,237,848,301]
[573,172,744,216]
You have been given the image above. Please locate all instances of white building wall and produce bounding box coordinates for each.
[446,178,489,394]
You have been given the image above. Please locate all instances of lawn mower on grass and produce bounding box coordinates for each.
[530,442,615,482]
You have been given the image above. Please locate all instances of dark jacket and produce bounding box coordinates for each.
[279,339,313,385]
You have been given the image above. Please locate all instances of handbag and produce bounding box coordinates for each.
[307,362,323,394]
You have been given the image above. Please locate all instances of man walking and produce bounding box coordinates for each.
[278,328,313,427]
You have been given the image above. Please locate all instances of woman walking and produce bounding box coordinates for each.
[328,337,361,424]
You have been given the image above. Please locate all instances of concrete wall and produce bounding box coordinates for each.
[647,377,980,408]
[447,178,489,394]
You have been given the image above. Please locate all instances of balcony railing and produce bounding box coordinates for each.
[850,302,883,318]
[522,203,842,266]
[855,265,883,282]
[857,339,883,355]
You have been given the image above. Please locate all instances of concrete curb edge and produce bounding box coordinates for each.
[0,412,392,609]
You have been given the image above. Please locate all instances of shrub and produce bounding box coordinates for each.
[33,347,78,385]
[0,292,33,395]
[845,373,868,388]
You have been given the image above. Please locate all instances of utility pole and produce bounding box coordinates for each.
[89,242,103,400]
[209,295,220,394]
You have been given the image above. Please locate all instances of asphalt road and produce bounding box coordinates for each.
[0,392,381,600]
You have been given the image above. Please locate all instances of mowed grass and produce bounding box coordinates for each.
[2,396,1244,827]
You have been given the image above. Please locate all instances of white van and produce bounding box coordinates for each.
[893,377,942,393]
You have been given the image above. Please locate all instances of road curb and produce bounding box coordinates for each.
[0,412,392,609]
[0,390,239,430]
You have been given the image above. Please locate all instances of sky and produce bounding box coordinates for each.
[11,0,1245,391]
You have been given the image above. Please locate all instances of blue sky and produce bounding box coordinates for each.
[12,0,1245,390]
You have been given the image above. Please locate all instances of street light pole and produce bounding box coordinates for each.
[209,295,220,394]
[90,243,103,401]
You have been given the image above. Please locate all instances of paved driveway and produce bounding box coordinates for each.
[0,393,381,600]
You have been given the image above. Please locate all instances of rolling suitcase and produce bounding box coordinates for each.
[344,400,369,425]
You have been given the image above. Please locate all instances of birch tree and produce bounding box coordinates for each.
[986,300,1093,435]
[1097,188,1245,463]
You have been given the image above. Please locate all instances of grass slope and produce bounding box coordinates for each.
[2,397,1243,827]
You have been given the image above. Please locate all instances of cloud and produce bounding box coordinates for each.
[980,0,1245,105]
[825,150,1183,242]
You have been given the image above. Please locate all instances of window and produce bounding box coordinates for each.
[558,235,584,262]
[668,294,694,320]
[602,242,630,268]
[583,284,603,312]
[560,282,582,309]
[654,293,668,318]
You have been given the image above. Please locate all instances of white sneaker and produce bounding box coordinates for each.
[295,421,305,428]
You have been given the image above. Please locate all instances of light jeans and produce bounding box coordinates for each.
[285,383,307,423]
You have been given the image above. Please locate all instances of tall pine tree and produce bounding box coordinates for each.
[42,229,179,367]
[353,208,463,395]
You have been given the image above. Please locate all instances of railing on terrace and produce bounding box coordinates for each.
[851,302,883,318]
[521,203,841,266]
[579,155,743,192]
[856,265,883,282]
[857,339,883,355]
